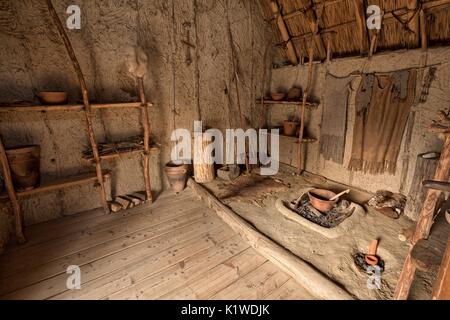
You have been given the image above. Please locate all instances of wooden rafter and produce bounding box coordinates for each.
[303,1,327,60]
[353,0,370,55]
[407,0,420,47]
[270,1,298,65]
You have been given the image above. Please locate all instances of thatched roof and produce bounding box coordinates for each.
[263,0,450,65]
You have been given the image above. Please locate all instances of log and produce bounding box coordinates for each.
[128,192,147,202]
[193,134,215,183]
[405,152,440,221]
[187,178,353,300]
[110,202,123,213]
[115,196,132,210]
[270,1,298,65]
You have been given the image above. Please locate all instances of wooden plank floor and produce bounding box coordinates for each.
[0,190,313,300]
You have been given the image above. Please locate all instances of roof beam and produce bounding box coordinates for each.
[270,1,298,65]
[303,2,327,60]
[353,0,370,55]
[407,0,420,47]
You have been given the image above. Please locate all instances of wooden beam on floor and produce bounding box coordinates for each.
[187,178,353,300]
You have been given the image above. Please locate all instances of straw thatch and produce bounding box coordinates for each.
[263,0,450,64]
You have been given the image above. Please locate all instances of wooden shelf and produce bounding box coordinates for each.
[82,146,161,164]
[0,102,153,113]
[261,131,317,143]
[256,99,319,109]
[0,170,112,200]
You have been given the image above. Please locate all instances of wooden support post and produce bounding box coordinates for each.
[353,0,370,55]
[137,77,153,203]
[407,0,420,47]
[270,1,298,65]
[394,135,450,299]
[187,178,353,300]
[297,47,314,175]
[420,9,428,51]
[433,233,450,299]
[0,137,25,243]
[46,0,109,213]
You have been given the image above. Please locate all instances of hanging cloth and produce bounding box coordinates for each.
[320,73,352,164]
[349,70,417,175]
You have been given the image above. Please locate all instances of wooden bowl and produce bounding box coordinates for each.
[271,92,286,101]
[38,91,68,105]
[308,188,338,213]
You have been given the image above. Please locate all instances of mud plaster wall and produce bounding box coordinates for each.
[270,47,450,221]
[0,0,272,249]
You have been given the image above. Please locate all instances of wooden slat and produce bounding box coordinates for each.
[0,207,211,296]
[210,261,291,300]
[264,278,314,300]
[158,247,267,300]
[256,99,319,108]
[4,191,193,252]
[108,236,251,300]
[0,171,112,200]
[0,194,204,278]
[47,223,230,300]
[0,102,152,113]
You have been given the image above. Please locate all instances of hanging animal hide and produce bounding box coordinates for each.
[349,70,417,175]
[320,73,352,164]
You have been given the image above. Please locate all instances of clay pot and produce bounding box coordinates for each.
[283,121,298,137]
[308,188,338,213]
[271,92,286,101]
[164,162,189,193]
[287,87,302,101]
[38,91,68,105]
[6,145,41,191]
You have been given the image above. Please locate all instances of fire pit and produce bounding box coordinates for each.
[289,193,354,229]
[275,191,365,239]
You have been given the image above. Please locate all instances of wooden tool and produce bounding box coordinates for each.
[329,189,350,202]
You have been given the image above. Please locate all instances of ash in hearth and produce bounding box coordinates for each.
[287,194,355,229]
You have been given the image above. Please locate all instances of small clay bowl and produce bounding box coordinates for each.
[271,92,286,101]
[38,91,68,105]
[308,188,338,213]
[364,254,379,266]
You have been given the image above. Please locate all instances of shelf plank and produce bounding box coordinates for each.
[261,131,317,144]
[0,170,112,200]
[0,102,153,113]
[82,146,161,164]
[256,99,319,109]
